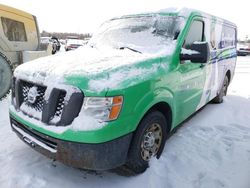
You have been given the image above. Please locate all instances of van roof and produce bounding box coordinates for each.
[0,4,34,20]
[158,7,236,27]
[118,7,236,28]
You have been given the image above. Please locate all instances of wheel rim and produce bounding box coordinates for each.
[140,123,163,161]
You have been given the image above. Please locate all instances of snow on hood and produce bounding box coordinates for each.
[15,44,175,93]
[14,46,142,83]
[88,63,167,92]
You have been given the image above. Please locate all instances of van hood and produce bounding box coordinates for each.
[14,46,169,95]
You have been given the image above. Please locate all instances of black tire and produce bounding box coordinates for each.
[212,75,229,103]
[52,44,57,54]
[118,111,168,176]
[0,54,13,100]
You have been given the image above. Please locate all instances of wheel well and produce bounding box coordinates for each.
[226,70,231,83]
[147,102,172,133]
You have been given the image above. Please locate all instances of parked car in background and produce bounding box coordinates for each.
[65,38,84,51]
[51,36,61,51]
[40,36,61,54]
[0,4,52,100]
[40,37,56,54]
[237,44,250,56]
[59,39,66,45]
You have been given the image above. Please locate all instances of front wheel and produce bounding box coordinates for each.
[212,75,229,103]
[119,111,168,175]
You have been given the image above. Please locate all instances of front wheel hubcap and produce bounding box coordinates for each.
[141,123,163,161]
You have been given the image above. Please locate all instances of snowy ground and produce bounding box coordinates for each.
[0,56,250,188]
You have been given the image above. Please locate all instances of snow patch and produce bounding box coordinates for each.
[158,7,193,17]
[9,105,68,134]
[158,7,184,13]
[88,63,165,92]
[10,103,106,133]
[20,103,42,120]
[70,109,106,131]
[14,41,176,90]
[181,48,200,55]
[193,41,208,45]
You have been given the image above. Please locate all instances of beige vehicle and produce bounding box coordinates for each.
[0,4,52,99]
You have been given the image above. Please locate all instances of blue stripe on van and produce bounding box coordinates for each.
[209,47,237,64]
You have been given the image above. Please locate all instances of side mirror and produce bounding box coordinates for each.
[180,42,210,63]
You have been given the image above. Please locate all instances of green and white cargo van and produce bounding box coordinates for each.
[9,8,237,175]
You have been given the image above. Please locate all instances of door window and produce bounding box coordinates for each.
[183,20,204,49]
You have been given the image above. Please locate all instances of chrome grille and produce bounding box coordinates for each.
[12,79,83,126]
[21,81,46,112]
[54,91,66,118]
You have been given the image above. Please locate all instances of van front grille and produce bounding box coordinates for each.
[21,81,46,112]
[19,81,47,120]
[12,78,84,126]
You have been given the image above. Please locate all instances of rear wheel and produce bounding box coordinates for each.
[0,54,12,100]
[212,75,229,103]
[117,111,168,176]
[52,43,57,54]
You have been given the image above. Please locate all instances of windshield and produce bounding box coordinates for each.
[89,15,185,54]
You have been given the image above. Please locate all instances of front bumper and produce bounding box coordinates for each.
[10,115,133,170]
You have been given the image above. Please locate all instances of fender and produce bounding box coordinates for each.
[132,86,175,131]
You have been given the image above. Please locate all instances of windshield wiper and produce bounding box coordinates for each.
[119,46,142,54]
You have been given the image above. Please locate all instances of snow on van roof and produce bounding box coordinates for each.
[123,7,235,27]
[158,7,192,17]
[157,7,236,27]
[115,7,235,27]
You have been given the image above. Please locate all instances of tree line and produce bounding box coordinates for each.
[41,30,92,40]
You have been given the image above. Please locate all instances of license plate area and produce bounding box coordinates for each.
[11,121,57,153]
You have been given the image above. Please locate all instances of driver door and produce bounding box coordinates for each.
[176,19,207,121]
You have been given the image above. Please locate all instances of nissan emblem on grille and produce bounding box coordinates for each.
[27,86,38,104]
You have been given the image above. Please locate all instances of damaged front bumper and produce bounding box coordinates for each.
[10,115,133,170]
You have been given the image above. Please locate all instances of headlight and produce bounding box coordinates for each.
[83,96,123,121]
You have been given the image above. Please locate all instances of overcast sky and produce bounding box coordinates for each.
[1,0,249,39]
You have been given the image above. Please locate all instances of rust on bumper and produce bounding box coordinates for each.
[10,115,133,170]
